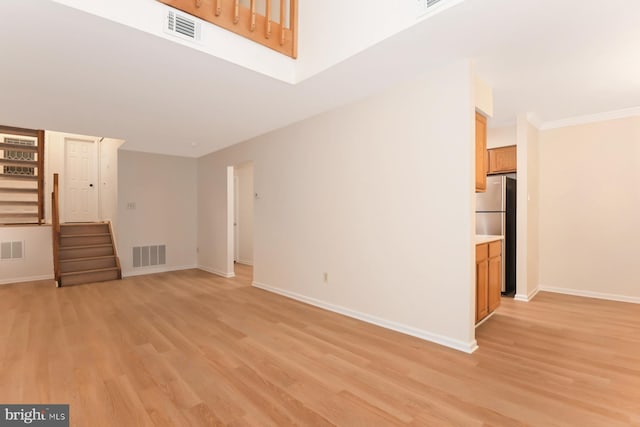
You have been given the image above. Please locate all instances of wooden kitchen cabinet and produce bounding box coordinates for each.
[488,145,517,174]
[476,240,502,323]
[488,241,502,312]
[476,243,489,322]
[475,112,487,192]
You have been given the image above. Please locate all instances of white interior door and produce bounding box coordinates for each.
[65,137,99,222]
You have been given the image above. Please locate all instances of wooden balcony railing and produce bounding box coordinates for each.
[0,125,45,225]
[157,0,298,58]
[51,173,61,286]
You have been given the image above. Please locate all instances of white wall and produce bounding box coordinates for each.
[44,131,123,226]
[198,61,477,352]
[117,150,198,276]
[234,163,254,266]
[514,115,540,301]
[0,226,53,285]
[487,126,516,149]
[539,116,640,302]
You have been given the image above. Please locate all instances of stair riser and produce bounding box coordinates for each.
[60,224,110,236]
[60,257,117,273]
[60,270,119,286]
[60,235,112,246]
[59,246,114,260]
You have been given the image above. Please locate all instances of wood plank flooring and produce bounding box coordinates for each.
[1,265,639,426]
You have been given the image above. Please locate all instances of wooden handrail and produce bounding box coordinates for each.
[52,173,61,286]
[107,221,123,280]
[157,0,298,59]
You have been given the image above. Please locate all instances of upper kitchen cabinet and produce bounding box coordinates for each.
[488,145,517,174]
[475,112,487,192]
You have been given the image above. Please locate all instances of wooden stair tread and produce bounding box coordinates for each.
[0,159,38,167]
[60,233,110,238]
[0,212,38,217]
[60,267,120,277]
[0,187,37,193]
[0,174,38,181]
[0,142,39,152]
[59,255,115,263]
[62,222,108,226]
[0,201,38,206]
[59,243,113,250]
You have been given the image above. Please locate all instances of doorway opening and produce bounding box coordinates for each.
[229,162,254,281]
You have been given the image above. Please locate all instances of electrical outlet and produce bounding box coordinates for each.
[323,272,328,283]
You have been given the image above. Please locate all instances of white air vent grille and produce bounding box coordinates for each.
[1,241,24,260]
[133,245,166,268]
[427,0,443,7]
[165,9,201,41]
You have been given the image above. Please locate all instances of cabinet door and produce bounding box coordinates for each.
[488,145,517,174]
[476,243,489,322]
[488,254,501,312]
[475,112,487,192]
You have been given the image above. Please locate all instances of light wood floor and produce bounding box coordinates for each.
[1,265,639,426]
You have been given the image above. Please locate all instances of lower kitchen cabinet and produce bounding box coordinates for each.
[476,240,502,323]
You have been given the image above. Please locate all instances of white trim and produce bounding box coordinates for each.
[540,106,640,130]
[539,286,640,304]
[235,259,253,266]
[252,281,478,354]
[526,112,543,129]
[0,274,54,285]
[123,264,197,278]
[474,310,496,328]
[198,265,235,278]
[514,287,540,302]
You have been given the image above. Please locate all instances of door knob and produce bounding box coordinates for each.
[89,184,94,187]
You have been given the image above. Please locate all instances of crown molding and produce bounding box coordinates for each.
[540,106,640,130]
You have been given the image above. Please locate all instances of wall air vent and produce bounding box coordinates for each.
[164,9,201,42]
[133,245,166,268]
[1,241,23,260]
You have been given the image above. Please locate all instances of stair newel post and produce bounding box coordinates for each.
[37,130,45,225]
[52,173,61,286]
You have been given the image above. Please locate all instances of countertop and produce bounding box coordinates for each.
[476,235,504,245]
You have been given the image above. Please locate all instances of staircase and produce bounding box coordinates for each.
[56,222,122,286]
[0,128,44,225]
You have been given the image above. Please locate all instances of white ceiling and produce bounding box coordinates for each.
[1,0,639,157]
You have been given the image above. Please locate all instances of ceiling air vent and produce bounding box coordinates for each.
[427,0,444,6]
[164,9,201,42]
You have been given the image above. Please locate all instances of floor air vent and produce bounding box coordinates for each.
[133,245,166,268]
[165,9,201,42]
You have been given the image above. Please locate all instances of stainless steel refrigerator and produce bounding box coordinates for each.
[476,175,517,295]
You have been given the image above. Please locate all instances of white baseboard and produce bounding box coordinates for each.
[252,281,478,354]
[514,287,540,302]
[198,265,235,279]
[122,264,197,278]
[235,259,253,266]
[0,274,54,285]
[540,286,640,304]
